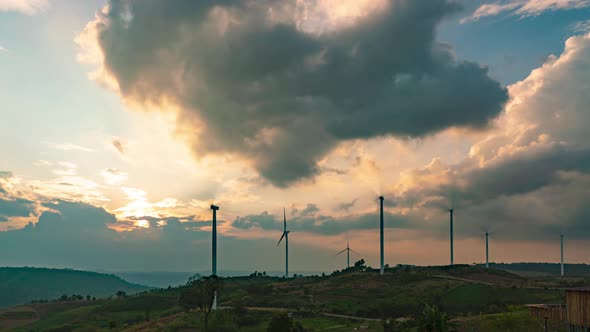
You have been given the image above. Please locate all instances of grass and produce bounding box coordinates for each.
[2,265,577,331]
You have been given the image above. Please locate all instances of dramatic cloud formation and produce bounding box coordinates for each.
[0,198,34,221]
[81,0,508,186]
[465,0,590,22]
[232,208,414,236]
[0,0,49,15]
[389,32,590,240]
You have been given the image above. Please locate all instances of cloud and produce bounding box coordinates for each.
[0,171,13,179]
[573,20,590,33]
[111,138,125,155]
[336,199,357,212]
[46,142,94,152]
[81,0,508,187]
[0,199,296,272]
[100,168,128,185]
[232,207,414,236]
[0,198,34,218]
[464,0,590,22]
[389,32,590,240]
[0,45,6,53]
[0,0,49,15]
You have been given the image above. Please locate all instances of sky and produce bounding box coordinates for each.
[1,0,590,274]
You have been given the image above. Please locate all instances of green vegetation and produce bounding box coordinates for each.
[0,264,580,331]
[0,267,150,308]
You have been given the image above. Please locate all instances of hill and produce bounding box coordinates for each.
[0,267,151,308]
[485,262,590,276]
[2,264,584,331]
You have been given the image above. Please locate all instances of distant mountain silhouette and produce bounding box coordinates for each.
[0,267,150,308]
[482,263,590,276]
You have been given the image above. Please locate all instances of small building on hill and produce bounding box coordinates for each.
[529,288,590,331]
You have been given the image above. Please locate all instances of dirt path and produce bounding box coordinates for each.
[322,312,382,322]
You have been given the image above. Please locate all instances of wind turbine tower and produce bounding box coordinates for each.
[449,209,454,266]
[485,232,489,268]
[277,208,290,278]
[379,196,384,275]
[561,234,565,277]
[337,233,359,269]
[210,204,219,310]
[210,204,219,276]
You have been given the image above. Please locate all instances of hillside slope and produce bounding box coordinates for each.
[0,267,150,308]
[2,265,582,331]
[487,262,590,276]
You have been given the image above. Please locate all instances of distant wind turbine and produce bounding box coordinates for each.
[561,234,565,277]
[449,208,454,266]
[337,233,359,269]
[485,231,489,268]
[277,208,290,278]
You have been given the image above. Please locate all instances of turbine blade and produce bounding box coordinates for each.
[283,207,287,231]
[336,248,347,256]
[350,249,360,255]
[277,232,286,246]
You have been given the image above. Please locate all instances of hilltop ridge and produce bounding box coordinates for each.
[0,267,150,308]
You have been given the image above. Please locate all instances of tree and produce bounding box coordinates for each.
[354,259,367,271]
[116,290,127,299]
[416,304,455,332]
[179,275,223,332]
[267,313,296,332]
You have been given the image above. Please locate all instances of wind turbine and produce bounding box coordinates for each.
[485,231,489,268]
[379,196,385,275]
[561,234,565,277]
[337,233,359,269]
[449,208,454,266]
[210,204,219,310]
[277,208,290,278]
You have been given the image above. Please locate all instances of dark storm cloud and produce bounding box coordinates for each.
[93,0,508,186]
[0,200,215,271]
[232,208,413,235]
[336,199,357,212]
[417,146,590,211]
[0,198,34,218]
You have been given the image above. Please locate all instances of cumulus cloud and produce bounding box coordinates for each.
[80,0,507,187]
[464,0,590,22]
[0,0,49,15]
[389,32,590,240]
